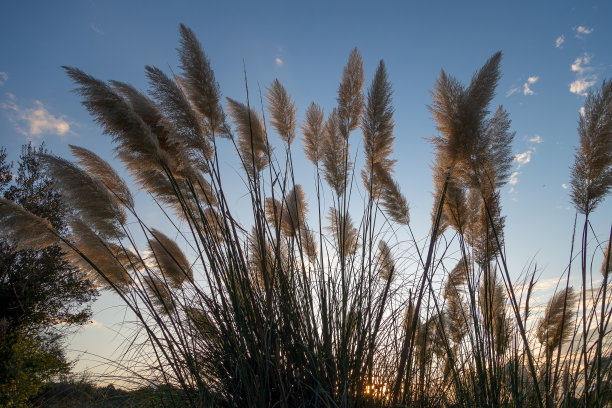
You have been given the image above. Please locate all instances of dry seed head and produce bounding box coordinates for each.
[177,24,228,136]
[321,108,352,196]
[69,145,134,208]
[337,48,365,139]
[266,79,296,144]
[226,97,270,177]
[148,229,192,288]
[145,65,214,161]
[362,60,395,179]
[570,80,612,214]
[0,198,59,251]
[536,287,577,353]
[327,207,358,256]
[376,240,395,281]
[62,219,133,290]
[38,153,126,240]
[301,102,324,165]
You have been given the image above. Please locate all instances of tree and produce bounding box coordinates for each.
[0,144,98,407]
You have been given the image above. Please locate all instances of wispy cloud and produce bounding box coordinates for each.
[275,57,283,67]
[509,136,540,190]
[570,53,597,96]
[515,150,532,168]
[2,94,72,139]
[529,135,542,144]
[575,25,594,39]
[509,171,520,186]
[0,72,7,86]
[523,76,539,95]
[555,35,565,48]
[507,76,539,97]
[90,23,105,36]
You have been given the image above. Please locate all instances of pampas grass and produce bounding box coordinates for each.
[0,25,610,408]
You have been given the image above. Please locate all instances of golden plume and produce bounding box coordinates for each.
[536,287,577,354]
[321,108,352,196]
[148,228,192,288]
[0,198,58,251]
[266,79,296,144]
[327,207,358,256]
[376,240,395,281]
[570,80,612,214]
[301,102,324,165]
[337,48,365,139]
[177,24,228,137]
[69,145,134,208]
[226,97,270,178]
[38,154,126,240]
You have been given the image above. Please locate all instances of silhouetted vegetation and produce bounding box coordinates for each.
[0,25,610,407]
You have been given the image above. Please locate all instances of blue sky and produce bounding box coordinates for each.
[1,0,611,378]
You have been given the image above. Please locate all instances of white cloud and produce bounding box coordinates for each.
[509,171,520,185]
[575,25,594,38]
[2,96,71,138]
[523,76,539,95]
[570,53,597,96]
[570,78,596,95]
[580,106,585,116]
[0,72,7,86]
[514,150,532,168]
[562,183,568,189]
[506,87,520,97]
[571,54,591,74]
[555,35,565,48]
[275,57,283,66]
[508,76,539,97]
[529,135,542,144]
[84,319,103,328]
[90,23,104,35]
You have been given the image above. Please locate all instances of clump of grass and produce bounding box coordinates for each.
[0,24,611,408]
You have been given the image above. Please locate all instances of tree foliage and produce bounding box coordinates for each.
[0,144,98,407]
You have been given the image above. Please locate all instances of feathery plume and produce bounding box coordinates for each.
[337,48,365,139]
[570,80,612,214]
[266,79,296,144]
[479,267,511,354]
[63,67,165,172]
[376,165,410,225]
[144,275,175,314]
[327,207,358,256]
[362,60,395,180]
[299,225,318,261]
[62,219,133,290]
[376,240,395,281]
[444,259,470,344]
[321,109,352,195]
[69,145,134,208]
[177,24,228,137]
[110,80,190,177]
[145,65,214,161]
[226,97,270,177]
[265,185,308,238]
[536,287,577,354]
[429,52,502,166]
[38,154,126,239]
[148,228,192,288]
[0,198,58,251]
[301,102,324,165]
